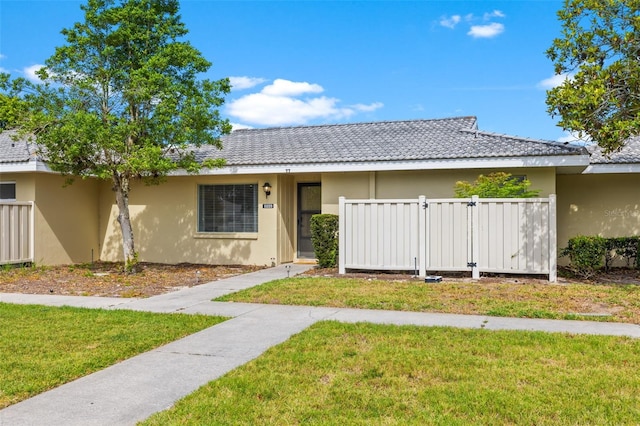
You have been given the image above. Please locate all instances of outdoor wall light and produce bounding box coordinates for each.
[262,182,272,198]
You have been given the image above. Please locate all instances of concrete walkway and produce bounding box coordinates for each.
[1,264,640,425]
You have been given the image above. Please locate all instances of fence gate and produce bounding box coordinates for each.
[0,202,34,265]
[339,195,556,281]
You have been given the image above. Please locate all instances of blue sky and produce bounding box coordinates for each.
[0,0,572,141]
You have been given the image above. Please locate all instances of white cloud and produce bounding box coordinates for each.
[230,122,254,131]
[24,64,46,82]
[538,73,572,89]
[484,10,505,20]
[261,79,323,97]
[468,22,504,38]
[229,76,267,91]
[440,10,505,38]
[227,78,383,127]
[440,15,461,29]
[351,102,384,112]
[228,93,344,126]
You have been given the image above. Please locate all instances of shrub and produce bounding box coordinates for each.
[454,172,540,198]
[560,235,607,279]
[604,237,640,270]
[310,214,339,268]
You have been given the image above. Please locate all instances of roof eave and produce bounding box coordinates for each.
[170,154,591,176]
[0,159,55,174]
[583,163,640,174]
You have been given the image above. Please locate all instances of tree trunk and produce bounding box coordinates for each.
[113,174,137,273]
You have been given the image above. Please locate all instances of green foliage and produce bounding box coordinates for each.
[0,73,30,130]
[561,235,607,278]
[454,172,540,198]
[562,235,640,277]
[310,214,339,268]
[23,0,231,181]
[546,0,640,154]
[604,237,640,270]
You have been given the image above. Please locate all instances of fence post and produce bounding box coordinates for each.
[29,202,35,263]
[418,195,426,278]
[338,196,346,274]
[471,195,480,279]
[548,194,557,282]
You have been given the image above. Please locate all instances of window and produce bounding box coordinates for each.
[198,184,258,233]
[0,182,16,201]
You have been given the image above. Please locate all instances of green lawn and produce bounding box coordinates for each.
[143,321,640,425]
[216,276,640,323]
[0,303,225,408]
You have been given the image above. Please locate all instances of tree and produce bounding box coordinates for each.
[546,0,640,154]
[454,172,540,198]
[16,0,231,271]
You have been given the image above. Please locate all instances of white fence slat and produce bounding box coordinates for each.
[0,202,34,265]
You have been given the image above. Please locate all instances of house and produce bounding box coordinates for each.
[1,116,638,267]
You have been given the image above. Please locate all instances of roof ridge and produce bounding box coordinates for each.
[231,116,478,133]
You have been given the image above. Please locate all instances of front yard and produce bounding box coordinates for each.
[2,264,640,424]
[216,273,640,324]
[143,321,640,425]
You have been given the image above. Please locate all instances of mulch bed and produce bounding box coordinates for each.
[0,262,264,298]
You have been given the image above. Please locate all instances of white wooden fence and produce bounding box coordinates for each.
[0,202,34,265]
[339,195,557,281]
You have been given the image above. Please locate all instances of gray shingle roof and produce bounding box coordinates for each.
[194,116,586,166]
[0,117,588,169]
[0,130,34,164]
[587,136,640,164]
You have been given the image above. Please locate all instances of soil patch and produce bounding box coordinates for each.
[0,262,264,298]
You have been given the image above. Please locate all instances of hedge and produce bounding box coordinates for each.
[561,235,640,278]
[310,214,339,268]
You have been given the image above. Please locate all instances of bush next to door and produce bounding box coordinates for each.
[310,214,339,268]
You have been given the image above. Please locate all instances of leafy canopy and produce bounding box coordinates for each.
[546,0,640,154]
[454,172,540,198]
[20,0,231,181]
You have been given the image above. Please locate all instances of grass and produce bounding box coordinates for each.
[0,303,225,408]
[215,276,640,323]
[143,321,640,425]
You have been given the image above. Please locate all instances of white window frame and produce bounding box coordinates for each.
[0,182,16,202]
[197,183,258,234]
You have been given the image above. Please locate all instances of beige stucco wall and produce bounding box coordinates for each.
[99,174,284,266]
[557,174,640,251]
[1,173,99,265]
[321,168,557,215]
[9,166,608,268]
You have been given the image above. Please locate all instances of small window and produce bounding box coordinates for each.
[0,182,16,201]
[198,184,258,233]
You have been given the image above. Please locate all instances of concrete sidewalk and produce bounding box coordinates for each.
[1,264,640,425]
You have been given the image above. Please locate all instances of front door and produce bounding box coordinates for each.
[297,183,321,258]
